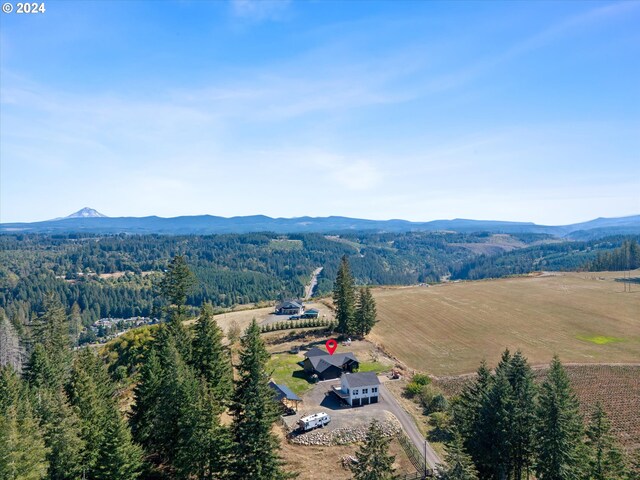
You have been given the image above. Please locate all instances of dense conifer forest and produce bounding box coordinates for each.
[1,233,637,338]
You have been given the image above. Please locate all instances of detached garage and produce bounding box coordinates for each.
[332,371,381,407]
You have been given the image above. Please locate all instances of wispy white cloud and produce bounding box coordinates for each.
[230,0,291,22]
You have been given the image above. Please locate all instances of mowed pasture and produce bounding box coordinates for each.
[369,270,640,375]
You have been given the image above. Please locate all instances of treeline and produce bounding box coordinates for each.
[435,351,639,480]
[587,240,640,271]
[451,236,640,280]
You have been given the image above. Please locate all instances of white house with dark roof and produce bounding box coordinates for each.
[332,371,381,406]
[275,300,304,316]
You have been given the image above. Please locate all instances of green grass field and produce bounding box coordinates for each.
[267,353,314,396]
[267,353,388,396]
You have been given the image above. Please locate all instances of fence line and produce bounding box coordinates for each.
[396,431,423,473]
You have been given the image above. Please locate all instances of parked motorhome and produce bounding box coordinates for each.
[297,412,331,431]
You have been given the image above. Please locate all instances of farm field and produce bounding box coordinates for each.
[434,364,640,451]
[369,270,640,375]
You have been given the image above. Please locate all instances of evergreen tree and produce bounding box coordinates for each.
[507,351,537,480]
[585,403,627,480]
[230,320,290,480]
[354,287,377,337]
[24,343,56,391]
[436,433,479,480]
[534,356,585,480]
[66,348,114,476]
[28,296,72,388]
[479,366,512,480]
[39,389,85,480]
[175,380,231,480]
[149,333,187,466]
[451,360,493,479]
[333,256,356,334]
[192,302,233,404]
[159,255,195,359]
[0,366,49,480]
[94,408,143,480]
[349,420,395,480]
[130,345,163,452]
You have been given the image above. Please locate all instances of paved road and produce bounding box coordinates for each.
[304,267,323,300]
[380,382,441,471]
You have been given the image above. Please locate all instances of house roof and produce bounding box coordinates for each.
[276,300,303,309]
[268,381,301,402]
[304,347,328,358]
[307,352,359,373]
[341,371,381,389]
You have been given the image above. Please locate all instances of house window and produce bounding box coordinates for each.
[362,388,368,394]
[372,387,378,393]
[353,389,359,395]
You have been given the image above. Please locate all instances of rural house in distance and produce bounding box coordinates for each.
[275,300,304,316]
[332,371,381,406]
[302,347,359,380]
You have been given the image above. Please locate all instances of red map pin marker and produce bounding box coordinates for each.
[326,339,338,355]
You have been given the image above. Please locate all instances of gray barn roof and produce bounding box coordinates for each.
[341,371,381,389]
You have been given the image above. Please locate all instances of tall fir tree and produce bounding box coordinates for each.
[349,420,395,480]
[479,366,513,480]
[0,366,49,480]
[94,408,143,480]
[333,255,356,334]
[66,348,113,475]
[159,255,195,360]
[39,389,85,480]
[354,287,377,337]
[534,356,585,480]
[585,403,628,480]
[130,345,164,454]
[451,360,493,480]
[175,380,231,480]
[28,295,72,389]
[507,351,537,480]
[436,433,479,480]
[191,302,233,404]
[230,320,291,480]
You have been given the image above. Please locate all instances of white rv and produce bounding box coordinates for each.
[297,412,331,431]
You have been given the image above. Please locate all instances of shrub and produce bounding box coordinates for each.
[428,393,449,413]
[418,384,438,411]
[404,382,423,398]
[412,373,431,386]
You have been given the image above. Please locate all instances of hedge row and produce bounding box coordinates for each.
[260,318,337,333]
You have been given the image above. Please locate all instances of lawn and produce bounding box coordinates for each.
[358,361,389,374]
[267,354,388,396]
[267,353,314,396]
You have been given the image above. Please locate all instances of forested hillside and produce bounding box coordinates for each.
[1,233,637,336]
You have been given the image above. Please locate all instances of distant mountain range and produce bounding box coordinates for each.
[2,209,639,239]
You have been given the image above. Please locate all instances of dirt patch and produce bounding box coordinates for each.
[277,428,418,480]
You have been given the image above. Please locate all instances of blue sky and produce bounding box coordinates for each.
[1,0,639,224]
